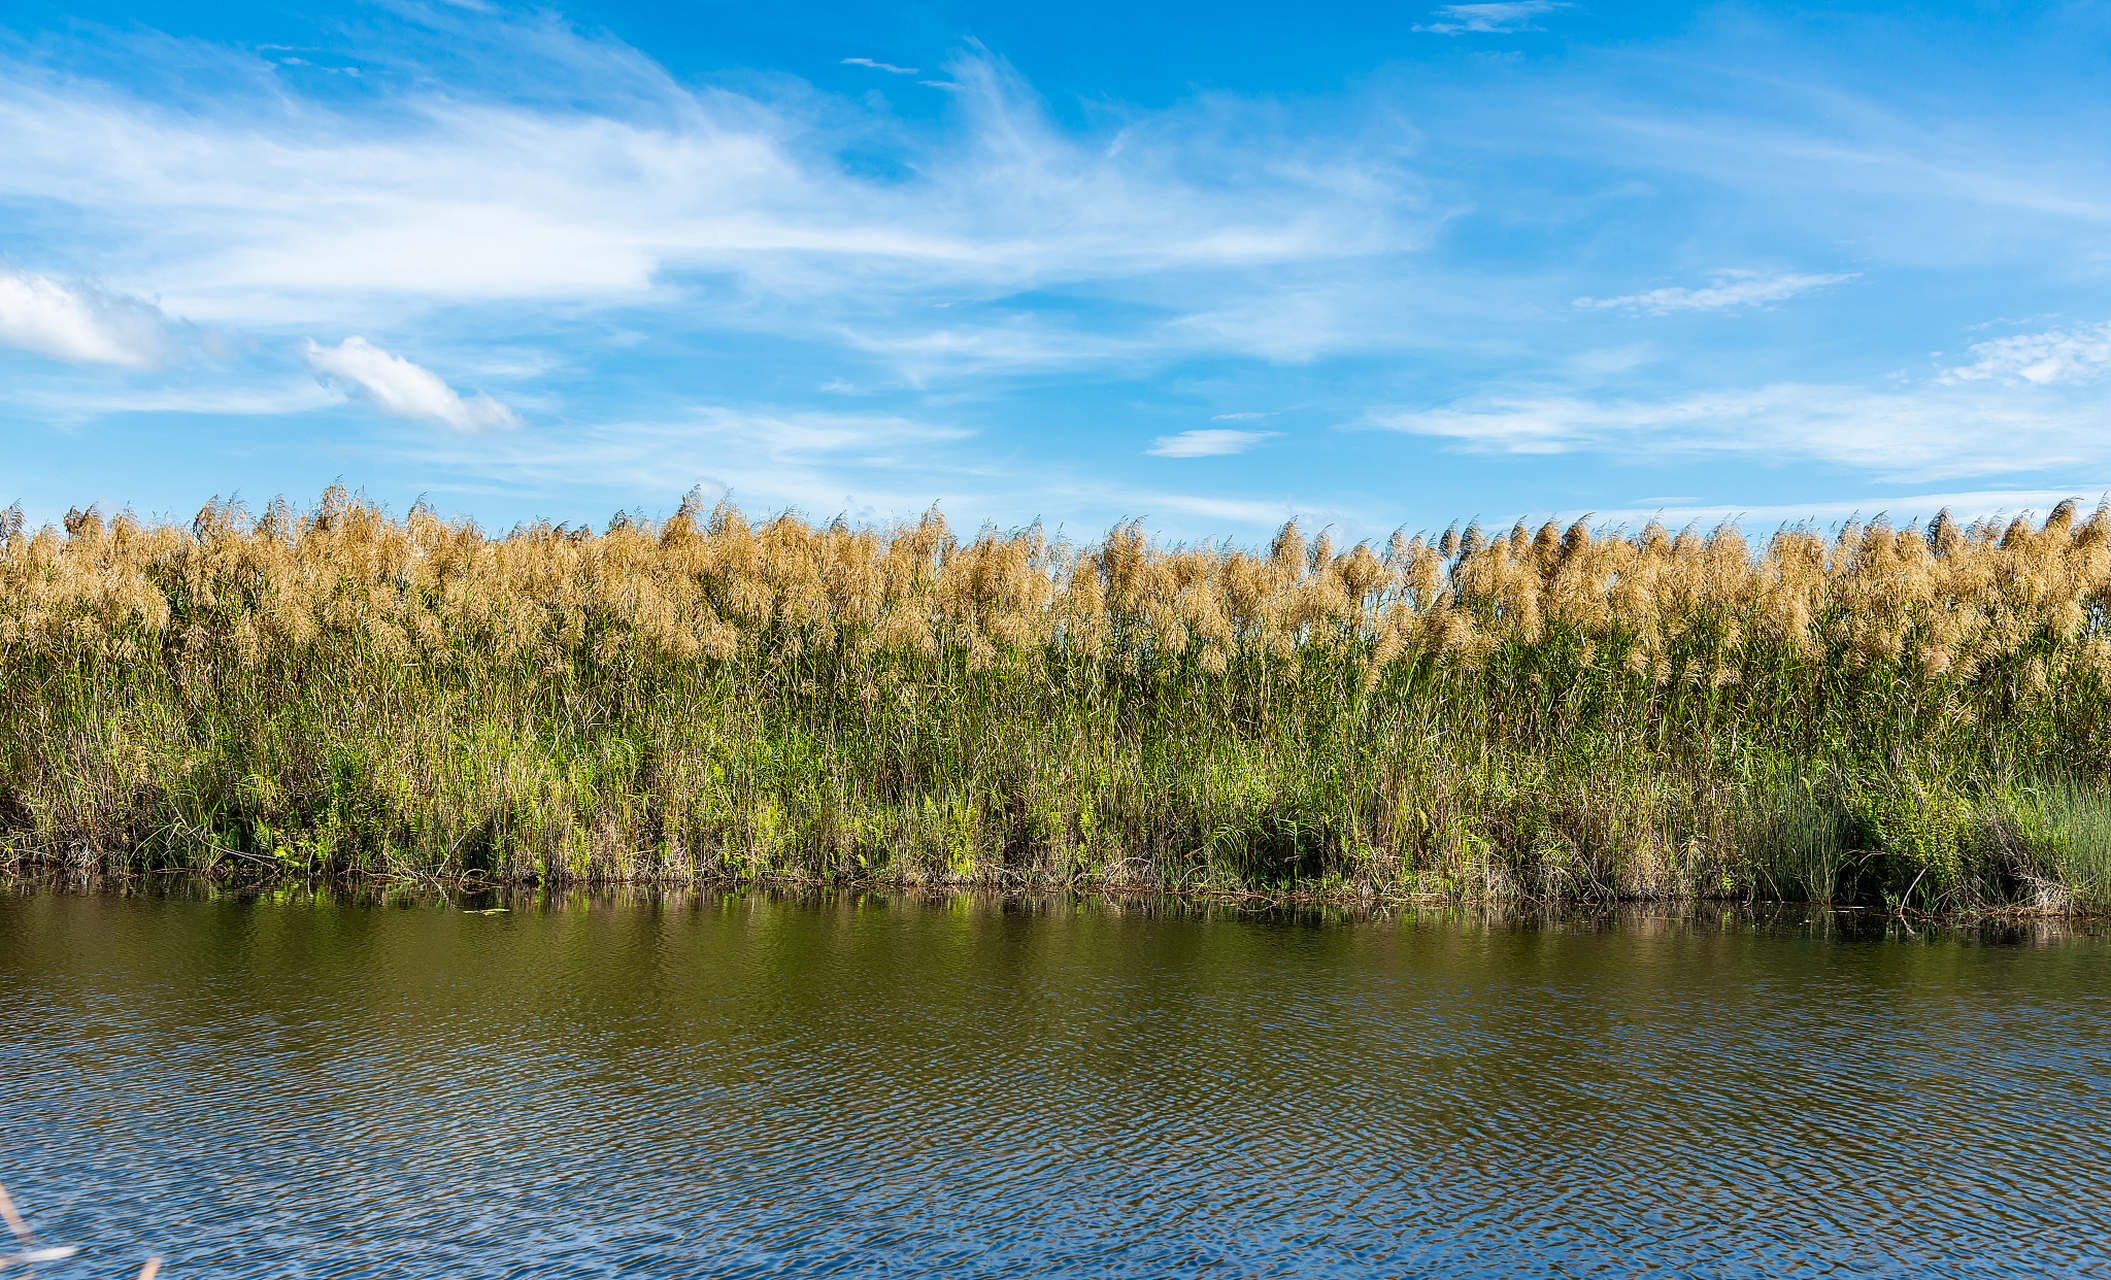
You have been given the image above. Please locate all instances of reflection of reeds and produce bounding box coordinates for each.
[6,488,2111,908]
[1,1183,86,1273]
[0,1181,157,1277]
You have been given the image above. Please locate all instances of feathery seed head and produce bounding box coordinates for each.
[1270,521,1306,574]
[1532,520,1561,566]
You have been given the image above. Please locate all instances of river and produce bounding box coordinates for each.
[4,886,2107,1277]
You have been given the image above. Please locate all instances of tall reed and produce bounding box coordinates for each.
[5,488,2110,908]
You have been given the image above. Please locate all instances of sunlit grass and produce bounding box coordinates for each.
[5,487,2111,909]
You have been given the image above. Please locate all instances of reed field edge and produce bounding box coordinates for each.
[7,487,2111,911]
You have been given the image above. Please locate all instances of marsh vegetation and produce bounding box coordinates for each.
[5,487,2111,909]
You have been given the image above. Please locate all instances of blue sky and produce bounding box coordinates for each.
[5,1,2111,542]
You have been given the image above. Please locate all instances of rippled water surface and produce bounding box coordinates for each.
[5,888,2110,1278]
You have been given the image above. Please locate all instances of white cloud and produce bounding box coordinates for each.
[1147,428,1277,457]
[0,268,174,367]
[1416,2,1572,35]
[300,337,521,433]
[1371,381,2111,482]
[1211,412,1270,421]
[835,317,1146,385]
[393,403,1347,540]
[0,39,1425,328]
[406,405,980,521]
[842,57,919,75]
[1574,271,1858,314]
[1160,288,1375,363]
[1940,322,2111,386]
[1129,491,1325,527]
[1567,86,2111,266]
[1576,489,2111,532]
[0,22,1460,408]
[2,378,338,421]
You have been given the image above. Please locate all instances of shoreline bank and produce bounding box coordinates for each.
[5,861,2103,922]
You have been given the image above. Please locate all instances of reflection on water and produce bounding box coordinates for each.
[3,884,2108,1278]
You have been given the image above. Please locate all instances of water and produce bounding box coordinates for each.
[4,887,2108,1279]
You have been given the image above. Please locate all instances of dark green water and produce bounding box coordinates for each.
[3,886,2108,1278]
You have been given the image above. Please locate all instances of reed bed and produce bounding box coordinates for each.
[5,486,2111,910]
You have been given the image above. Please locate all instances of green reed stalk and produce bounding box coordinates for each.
[4,489,2111,910]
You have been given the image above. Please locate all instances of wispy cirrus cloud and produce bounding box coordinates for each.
[404,405,981,521]
[841,57,919,75]
[1940,321,2111,386]
[1561,73,2111,267]
[1370,379,2111,482]
[1576,488,2111,533]
[301,337,521,433]
[1146,428,1277,457]
[1119,489,1330,529]
[0,268,176,367]
[0,29,1427,335]
[1574,271,1858,314]
[1415,2,1572,35]
[1,377,338,421]
[391,401,1342,540]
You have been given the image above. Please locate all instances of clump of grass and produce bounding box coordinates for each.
[1739,771,1847,904]
[5,488,2111,909]
[2028,776,2111,909]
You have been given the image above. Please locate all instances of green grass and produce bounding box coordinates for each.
[2032,776,2111,907]
[6,492,2111,912]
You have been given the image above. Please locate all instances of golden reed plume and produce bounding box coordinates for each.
[4,488,2111,908]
